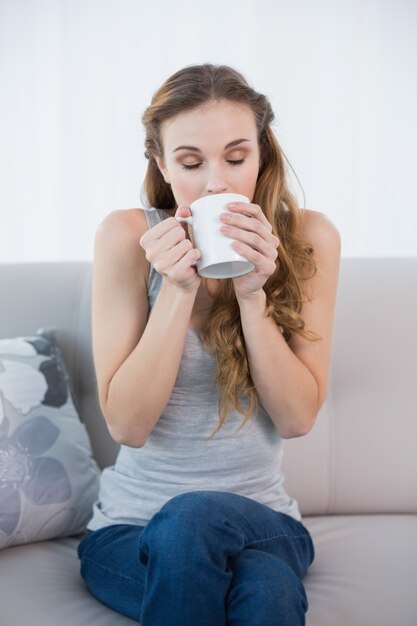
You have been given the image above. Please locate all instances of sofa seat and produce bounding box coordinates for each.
[1,514,416,626]
[304,514,417,626]
[0,534,135,626]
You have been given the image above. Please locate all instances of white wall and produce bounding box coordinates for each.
[1,0,416,262]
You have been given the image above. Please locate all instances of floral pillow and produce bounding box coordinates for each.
[0,328,100,549]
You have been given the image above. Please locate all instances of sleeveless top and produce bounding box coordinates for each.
[87,208,302,530]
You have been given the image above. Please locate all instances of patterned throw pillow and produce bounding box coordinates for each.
[0,328,100,549]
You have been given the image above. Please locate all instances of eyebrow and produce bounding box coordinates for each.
[172,138,250,153]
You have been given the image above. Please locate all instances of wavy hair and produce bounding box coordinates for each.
[140,63,321,439]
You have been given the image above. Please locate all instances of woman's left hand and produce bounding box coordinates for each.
[219,202,280,299]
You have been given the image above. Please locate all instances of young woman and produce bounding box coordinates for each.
[77,63,341,625]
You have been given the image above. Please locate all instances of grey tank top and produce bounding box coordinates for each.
[87,208,301,530]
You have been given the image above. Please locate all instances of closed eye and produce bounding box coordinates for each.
[181,159,245,171]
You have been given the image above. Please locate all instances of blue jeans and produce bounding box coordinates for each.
[77,490,315,625]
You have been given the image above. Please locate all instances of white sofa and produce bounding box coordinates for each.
[0,259,416,626]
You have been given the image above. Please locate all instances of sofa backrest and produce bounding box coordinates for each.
[1,259,416,516]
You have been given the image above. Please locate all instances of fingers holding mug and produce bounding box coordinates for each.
[175,206,194,244]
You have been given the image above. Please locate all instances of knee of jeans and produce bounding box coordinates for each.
[158,490,233,523]
[138,491,227,563]
[228,550,308,612]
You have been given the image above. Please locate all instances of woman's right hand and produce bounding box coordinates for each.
[139,206,201,292]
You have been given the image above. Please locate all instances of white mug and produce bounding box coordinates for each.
[176,193,255,279]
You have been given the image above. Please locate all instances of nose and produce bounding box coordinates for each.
[206,168,228,194]
[207,185,228,194]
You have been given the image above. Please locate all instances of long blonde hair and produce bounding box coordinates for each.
[140,63,320,438]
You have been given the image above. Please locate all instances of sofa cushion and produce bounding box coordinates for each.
[0,515,415,626]
[0,534,136,626]
[304,514,417,626]
[0,328,100,549]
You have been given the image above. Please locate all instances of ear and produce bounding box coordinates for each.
[153,154,171,184]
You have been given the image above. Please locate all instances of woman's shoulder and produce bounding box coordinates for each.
[97,208,149,238]
[94,209,152,279]
[299,208,341,253]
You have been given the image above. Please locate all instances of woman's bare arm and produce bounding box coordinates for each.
[236,209,341,438]
[92,209,199,447]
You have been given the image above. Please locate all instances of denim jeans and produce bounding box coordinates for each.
[77,490,315,625]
